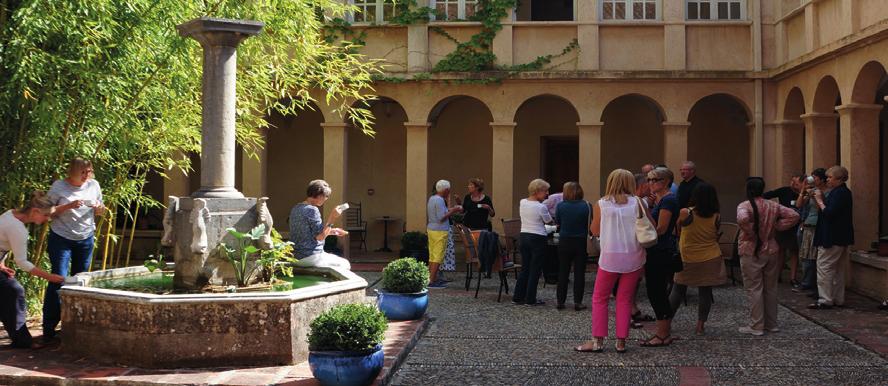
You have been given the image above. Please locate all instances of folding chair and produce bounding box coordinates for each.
[718,222,741,285]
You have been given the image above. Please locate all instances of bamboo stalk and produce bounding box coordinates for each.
[100,213,114,271]
[89,216,107,272]
[115,210,129,268]
[124,200,142,268]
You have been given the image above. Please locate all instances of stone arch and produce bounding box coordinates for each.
[687,94,751,221]
[599,94,666,191]
[426,95,495,208]
[851,61,888,104]
[808,76,842,170]
[812,75,842,114]
[346,96,409,250]
[266,100,326,230]
[784,87,806,120]
[513,95,581,211]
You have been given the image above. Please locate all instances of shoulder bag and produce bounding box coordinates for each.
[635,197,658,248]
[586,201,600,256]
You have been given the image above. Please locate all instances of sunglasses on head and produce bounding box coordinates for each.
[647,178,663,182]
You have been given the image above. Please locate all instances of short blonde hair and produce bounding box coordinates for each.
[528,179,550,195]
[647,167,673,185]
[17,191,53,215]
[827,165,849,182]
[67,157,92,176]
[604,169,636,199]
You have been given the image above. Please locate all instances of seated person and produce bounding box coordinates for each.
[288,180,350,270]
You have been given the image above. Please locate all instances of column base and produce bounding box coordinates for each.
[192,187,245,199]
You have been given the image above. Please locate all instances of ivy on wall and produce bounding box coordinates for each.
[333,0,579,83]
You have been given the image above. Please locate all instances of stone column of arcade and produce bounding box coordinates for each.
[166,17,267,289]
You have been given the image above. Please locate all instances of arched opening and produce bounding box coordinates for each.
[427,96,494,210]
[781,87,806,184]
[599,94,665,192]
[850,61,888,236]
[265,102,325,232]
[514,95,580,213]
[687,94,751,221]
[346,97,408,252]
[811,76,842,167]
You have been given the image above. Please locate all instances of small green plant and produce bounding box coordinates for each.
[382,258,429,293]
[400,231,428,251]
[308,304,388,352]
[143,253,165,273]
[220,224,296,286]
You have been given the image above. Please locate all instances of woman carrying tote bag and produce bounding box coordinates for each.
[641,167,679,347]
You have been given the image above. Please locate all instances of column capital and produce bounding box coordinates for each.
[836,103,884,112]
[662,121,691,128]
[177,17,264,47]
[404,121,432,129]
[576,121,604,128]
[800,112,839,120]
[319,122,349,129]
[769,119,803,126]
[489,121,517,128]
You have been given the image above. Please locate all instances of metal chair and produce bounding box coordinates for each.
[344,202,368,251]
[718,222,741,285]
[453,223,483,297]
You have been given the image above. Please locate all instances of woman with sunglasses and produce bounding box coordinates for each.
[640,167,679,347]
[43,157,106,342]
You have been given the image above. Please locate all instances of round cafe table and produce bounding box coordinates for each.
[374,216,400,252]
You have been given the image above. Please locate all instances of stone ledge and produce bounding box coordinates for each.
[851,252,888,270]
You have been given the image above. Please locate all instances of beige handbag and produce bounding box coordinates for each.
[635,198,658,248]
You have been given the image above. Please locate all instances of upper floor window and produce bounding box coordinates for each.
[601,0,658,21]
[431,0,478,21]
[350,0,396,23]
[686,0,744,20]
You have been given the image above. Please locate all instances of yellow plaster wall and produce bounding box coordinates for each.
[512,26,579,71]
[785,14,806,61]
[345,102,408,251]
[354,26,409,73]
[265,109,325,231]
[428,25,484,68]
[686,25,752,71]
[599,26,664,70]
[427,97,494,209]
[816,0,845,48]
[860,0,888,30]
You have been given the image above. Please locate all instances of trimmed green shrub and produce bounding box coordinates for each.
[308,304,388,352]
[382,258,429,294]
[400,231,428,251]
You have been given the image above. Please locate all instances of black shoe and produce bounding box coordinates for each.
[879,300,888,310]
[512,299,525,305]
[808,302,833,310]
[574,304,587,311]
[791,286,811,293]
[807,293,819,299]
[524,300,546,306]
[556,303,566,310]
[40,335,60,345]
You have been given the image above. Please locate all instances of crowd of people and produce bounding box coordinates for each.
[420,161,885,353]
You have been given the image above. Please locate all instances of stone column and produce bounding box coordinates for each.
[663,122,691,172]
[405,122,431,232]
[837,103,883,249]
[576,1,598,70]
[407,25,429,72]
[800,113,839,171]
[662,0,686,70]
[322,123,349,211]
[774,120,805,183]
[492,23,513,67]
[577,122,603,200]
[804,3,819,53]
[177,18,263,198]
[491,122,516,227]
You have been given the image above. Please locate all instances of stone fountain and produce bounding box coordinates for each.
[58,17,367,368]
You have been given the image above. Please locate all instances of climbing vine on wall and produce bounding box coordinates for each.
[332,0,579,82]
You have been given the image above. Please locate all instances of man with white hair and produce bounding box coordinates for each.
[427,180,462,288]
[677,161,703,209]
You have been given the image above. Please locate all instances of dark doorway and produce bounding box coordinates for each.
[541,136,579,194]
[518,0,574,21]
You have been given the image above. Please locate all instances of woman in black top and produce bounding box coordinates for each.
[462,178,495,231]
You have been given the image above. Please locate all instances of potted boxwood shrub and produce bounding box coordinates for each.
[308,304,388,386]
[398,231,429,263]
[377,258,429,320]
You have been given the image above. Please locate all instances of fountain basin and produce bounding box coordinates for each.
[59,265,367,368]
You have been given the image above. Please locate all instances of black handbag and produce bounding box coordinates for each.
[670,250,684,273]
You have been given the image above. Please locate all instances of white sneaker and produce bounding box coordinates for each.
[768,327,780,333]
[738,326,765,336]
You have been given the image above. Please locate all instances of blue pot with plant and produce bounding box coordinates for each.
[308,304,388,386]
[377,258,429,320]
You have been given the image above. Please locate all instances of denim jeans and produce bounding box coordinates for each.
[0,272,32,348]
[513,233,547,304]
[44,231,94,337]
[801,258,817,291]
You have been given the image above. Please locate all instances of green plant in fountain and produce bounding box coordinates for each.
[220,224,296,287]
[382,258,429,293]
[143,253,166,273]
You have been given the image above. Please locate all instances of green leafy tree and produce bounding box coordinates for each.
[0,0,379,309]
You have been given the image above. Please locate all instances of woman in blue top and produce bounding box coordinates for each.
[554,181,590,311]
[288,180,350,270]
[641,167,679,347]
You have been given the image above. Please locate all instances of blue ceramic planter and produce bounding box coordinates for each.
[308,344,384,386]
[376,289,428,320]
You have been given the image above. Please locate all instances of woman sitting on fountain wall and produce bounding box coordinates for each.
[288,180,351,270]
[44,157,105,343]
[0,192,65,349]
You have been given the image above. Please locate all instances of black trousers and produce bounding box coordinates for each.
[669,285,714,322]
[513,233,547,304]
[0,272,32,348]
[645,249,675,320]
[556,237,587,305]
